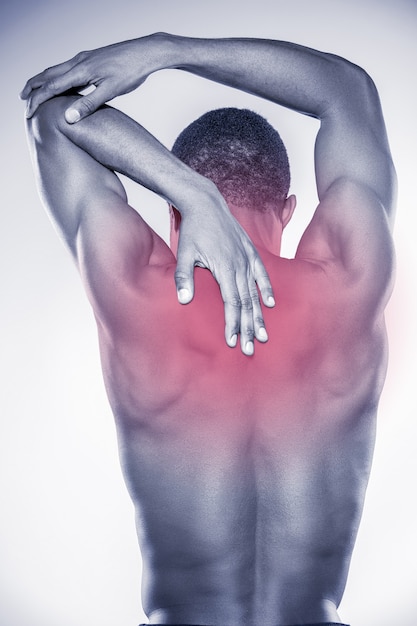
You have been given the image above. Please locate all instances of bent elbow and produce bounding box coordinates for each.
[325,52,378,104]
[26,96,70,143]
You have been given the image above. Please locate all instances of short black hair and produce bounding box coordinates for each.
[172,108,290,211]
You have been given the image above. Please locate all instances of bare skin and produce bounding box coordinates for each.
[23,35,396,625]
[108,243,388,625]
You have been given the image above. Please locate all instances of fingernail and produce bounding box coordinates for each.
[177,288,190,304]
[267,296,275,307]
[65,108,81,123]
[258,327,268,341]
[229,334,237,347]
[245,341,254,356]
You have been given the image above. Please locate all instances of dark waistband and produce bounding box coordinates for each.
[139,622,350,626]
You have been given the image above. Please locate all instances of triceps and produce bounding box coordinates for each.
[26,95,126,254]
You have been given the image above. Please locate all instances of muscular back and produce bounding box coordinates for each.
[98,238,388,625]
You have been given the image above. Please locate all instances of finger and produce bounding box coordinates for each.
[174,249,196,305]
[219,273,243,351]
[238,293,255,356]
[234,274,257,356]
[253,255,275,307]
[219,267,260,355]
[64,85,111,123]
[25,67,89,118]
[223,300,240,350]
[249,283,268,343]
[20,55,81,100]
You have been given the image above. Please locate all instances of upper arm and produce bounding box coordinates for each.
[27,97,169,329]
[296,60,397,314]
[75,194,160,329]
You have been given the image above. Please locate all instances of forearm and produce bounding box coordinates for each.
[21,33,360,130]
[163,34,352,119]
[159,34,393,208]
[57,95,219,215]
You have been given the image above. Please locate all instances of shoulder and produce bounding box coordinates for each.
[295,178,395,318]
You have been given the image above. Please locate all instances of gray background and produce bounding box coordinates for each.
[1,1,416,624]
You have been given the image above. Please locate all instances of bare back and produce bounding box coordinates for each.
[98,242,388,625]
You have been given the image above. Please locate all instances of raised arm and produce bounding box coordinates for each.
[22,34,396,218]
[23,33,396,316]
[26,96,273,352]
[166,36,397,310]
[166,38,395,210]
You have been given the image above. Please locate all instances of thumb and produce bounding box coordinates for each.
[174,251,196,305]
[64,88,107,123]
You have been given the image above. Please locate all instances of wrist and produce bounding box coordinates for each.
[151,32,202,72]
[146,32,188,72]
[172,170,226,219]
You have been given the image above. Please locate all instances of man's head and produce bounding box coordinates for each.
[170,108,295,252]
[172,108,290,209]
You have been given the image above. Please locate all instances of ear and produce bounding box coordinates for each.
[169,204,182,231]
[280,194,297,229]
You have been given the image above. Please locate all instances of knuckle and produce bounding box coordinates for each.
[174,270,190,284]
[47,78,59,94]
[223,262,237,274]
[258,270,272,285]
[240,296,253,311]
[259,276,271,289]
[78,96,96,114]
[249,288,261,303]
[227,296,242,309]
[243,327,255,341]
[255,315,265,328]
